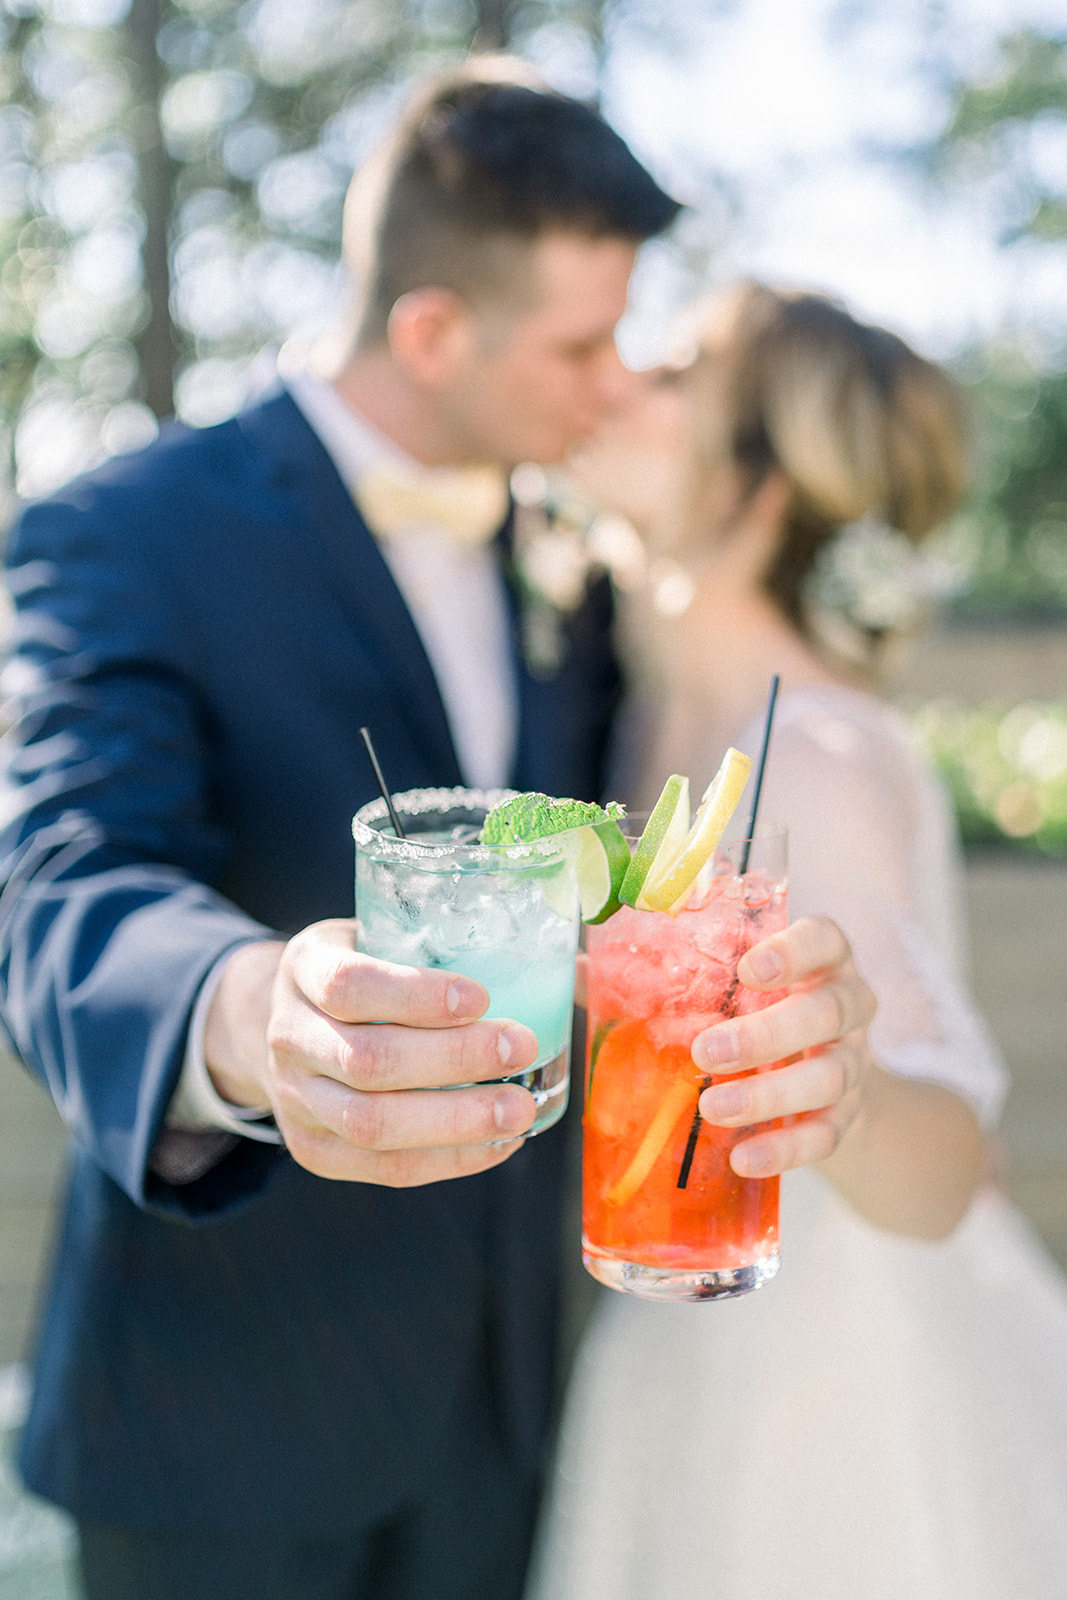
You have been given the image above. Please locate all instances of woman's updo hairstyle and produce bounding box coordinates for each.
[685,282,968,634]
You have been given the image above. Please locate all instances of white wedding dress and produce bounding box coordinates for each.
[528,684,1067,1600]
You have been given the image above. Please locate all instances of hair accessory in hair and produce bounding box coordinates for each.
[804,515,963,636]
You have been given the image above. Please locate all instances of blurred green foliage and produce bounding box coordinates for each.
[912,698,1067,856]
[942,348,1067,619]
[940,28,1067,245]
[930,28,1067,620]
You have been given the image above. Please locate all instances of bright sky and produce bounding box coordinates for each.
[550,0,1067,366]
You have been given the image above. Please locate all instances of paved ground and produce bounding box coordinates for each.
[0,1066,76,1595]
[966,854,1067,1267]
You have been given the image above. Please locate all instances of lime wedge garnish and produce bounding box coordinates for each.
[638,747,753,914]
[618,774,690,908]
[558,818,633,923]
[481,792,629,923]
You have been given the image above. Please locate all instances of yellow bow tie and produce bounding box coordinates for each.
[356,460,510,548]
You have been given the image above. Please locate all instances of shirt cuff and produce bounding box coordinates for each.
[166,947,284,1145]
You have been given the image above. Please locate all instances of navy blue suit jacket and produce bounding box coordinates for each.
[0,389,623,1532]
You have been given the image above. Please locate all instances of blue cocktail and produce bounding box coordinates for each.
[353,786,580,1135]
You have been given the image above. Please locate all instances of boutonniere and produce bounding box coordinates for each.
[508,465,645,678]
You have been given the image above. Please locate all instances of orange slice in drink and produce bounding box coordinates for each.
[605,1074,698,1209]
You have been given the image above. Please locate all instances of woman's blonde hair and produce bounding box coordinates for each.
[685,282,968,631]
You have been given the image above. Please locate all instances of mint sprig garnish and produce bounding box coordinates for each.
[480,792,625,846]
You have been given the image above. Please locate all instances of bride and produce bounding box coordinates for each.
[527,284,1067,1600]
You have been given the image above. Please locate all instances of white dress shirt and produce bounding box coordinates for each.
[166,372,518,1137]
[287,370,518,791]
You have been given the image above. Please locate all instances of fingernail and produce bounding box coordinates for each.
[493,1092,531,1134]
[496,1026,530,1068]
[693,1024,739,1070]
[734,1141,771,1177]
[746,948,782,983]
[703,1082,745,1118]
[447,978,485,1019]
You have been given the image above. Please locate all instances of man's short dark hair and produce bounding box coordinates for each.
[346,58,681,345]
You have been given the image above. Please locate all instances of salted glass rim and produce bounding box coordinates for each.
[352,785,568,870]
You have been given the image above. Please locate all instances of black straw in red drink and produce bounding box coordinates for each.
[677,674,781,1190]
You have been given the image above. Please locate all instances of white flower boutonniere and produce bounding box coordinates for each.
[509,465,645,678]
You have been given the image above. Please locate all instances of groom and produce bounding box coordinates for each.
[0,58,877,1600]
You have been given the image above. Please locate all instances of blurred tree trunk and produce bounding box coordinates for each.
[474,0,520,49]
[126,0,178,419]
[0,0,617,498]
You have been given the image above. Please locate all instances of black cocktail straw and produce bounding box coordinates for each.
[359,726,406,840]
[738,674,780,874]
[677,674,781,1190]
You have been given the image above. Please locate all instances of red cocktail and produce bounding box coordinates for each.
[582,830,787,1300]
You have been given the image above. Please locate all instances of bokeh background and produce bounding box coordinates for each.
[0,2,1065,1592]
[2,0,1066,845]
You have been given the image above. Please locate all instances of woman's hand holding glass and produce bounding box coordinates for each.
[690,914,877,1178]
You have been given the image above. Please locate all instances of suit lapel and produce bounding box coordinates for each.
[495,515,534,782]
[236,389,463,787]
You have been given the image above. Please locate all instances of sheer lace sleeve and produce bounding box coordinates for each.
[745,689,1009,1128]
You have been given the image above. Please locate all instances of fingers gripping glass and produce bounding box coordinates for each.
[353,787,581,1137]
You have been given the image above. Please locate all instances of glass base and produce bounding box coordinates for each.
[582,1244,780,1301]
[495,1045,569,1138]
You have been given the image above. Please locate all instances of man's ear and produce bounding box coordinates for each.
[386,288,473,388]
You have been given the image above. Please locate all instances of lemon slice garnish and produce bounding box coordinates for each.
[638,747,753,914]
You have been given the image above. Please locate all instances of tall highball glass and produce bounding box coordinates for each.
[582,824,788,1299]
